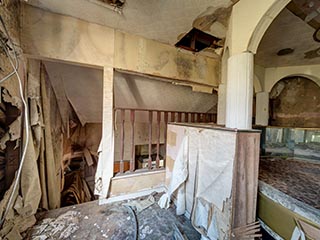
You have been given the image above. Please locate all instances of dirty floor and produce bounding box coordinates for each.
[259,157,320,209]
[25,193,200,240]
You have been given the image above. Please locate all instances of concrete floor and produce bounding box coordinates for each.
[25,193,200,240]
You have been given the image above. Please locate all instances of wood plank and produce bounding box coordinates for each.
[232,132,260,229]
[83,148,94,167]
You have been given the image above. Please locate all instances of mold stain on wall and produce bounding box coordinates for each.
[270,77,320,128]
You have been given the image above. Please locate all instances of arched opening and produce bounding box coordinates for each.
[253,1,320,239]
[269,76,320,128]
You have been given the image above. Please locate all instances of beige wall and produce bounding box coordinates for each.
[264,64,320,92]
[21,4,219,90]
[226,0,290,56]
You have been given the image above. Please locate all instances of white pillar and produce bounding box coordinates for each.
[95,67,114,199]
[226,52,253,129]
[255,92,269,126]
[217,83,226,125]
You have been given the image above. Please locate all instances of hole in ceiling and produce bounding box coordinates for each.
[277,48,294,56]
[97,0,125,8]
[175,28,222,53]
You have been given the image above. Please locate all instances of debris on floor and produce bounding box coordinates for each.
[25,193,201,240]
[123,194,155,213]
[27,211,80,239]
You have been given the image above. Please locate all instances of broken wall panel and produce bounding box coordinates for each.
[0,0,24,200]
[0,1,42,237]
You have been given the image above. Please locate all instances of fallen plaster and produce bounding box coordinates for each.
[0,115,21,150]
[28,194,200,240]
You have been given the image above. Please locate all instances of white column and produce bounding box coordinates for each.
[95,67,114,199]
[217,83,226,125]
[255,92,269,126]
[226,52,254,129]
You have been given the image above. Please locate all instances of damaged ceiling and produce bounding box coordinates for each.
[256,6,320,67]
[24,0,234,47]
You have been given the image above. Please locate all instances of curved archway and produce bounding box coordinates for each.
[247,0,291,54]
[265,69,320,93]
[269,76,320,127]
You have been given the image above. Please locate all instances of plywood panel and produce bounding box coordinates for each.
[232,132,260,228]
[109,170,165,197]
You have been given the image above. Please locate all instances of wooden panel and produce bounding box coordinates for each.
[232,132,260,228]
[114,161,130,174]
[110,170,165,197]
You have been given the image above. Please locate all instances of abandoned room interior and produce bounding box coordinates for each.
[0,0,319,239]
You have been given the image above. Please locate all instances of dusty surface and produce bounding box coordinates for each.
[26,194,200,240]
[259,157,320,209]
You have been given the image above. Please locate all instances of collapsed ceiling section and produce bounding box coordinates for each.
[96,0,125,8]
[175,28,222,53]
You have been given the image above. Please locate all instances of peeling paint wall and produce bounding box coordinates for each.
[270,77,320,128]
[21,4,115,68]
[114,31,219,89]
[0,0,24,198]
[21,4,219,91]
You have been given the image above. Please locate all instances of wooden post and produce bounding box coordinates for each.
[185,112,189,123]
[171,112,175,122]
[178,112,182,122]
[164,112,168,165]
[156,111,161,168]
[120,109,125,174]
[148,111,153,170]
[197,113,201,123]
[191,113,195,123]
[130,110,135,172]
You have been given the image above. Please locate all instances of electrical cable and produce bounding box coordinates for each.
[124,205,138,240]
[0,15,30,229]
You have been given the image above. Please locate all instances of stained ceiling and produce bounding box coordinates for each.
[24,0,234,46]
[256,6,320,68]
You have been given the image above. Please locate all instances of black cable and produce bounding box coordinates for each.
[124,205,138,240]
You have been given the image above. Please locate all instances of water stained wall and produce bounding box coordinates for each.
[270,76,320,128]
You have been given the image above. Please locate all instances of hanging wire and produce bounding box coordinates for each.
[0,15,30,228]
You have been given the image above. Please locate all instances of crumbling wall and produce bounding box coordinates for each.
[0,1,41,239]
[270,77,320,128]
[0,0,23,199]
